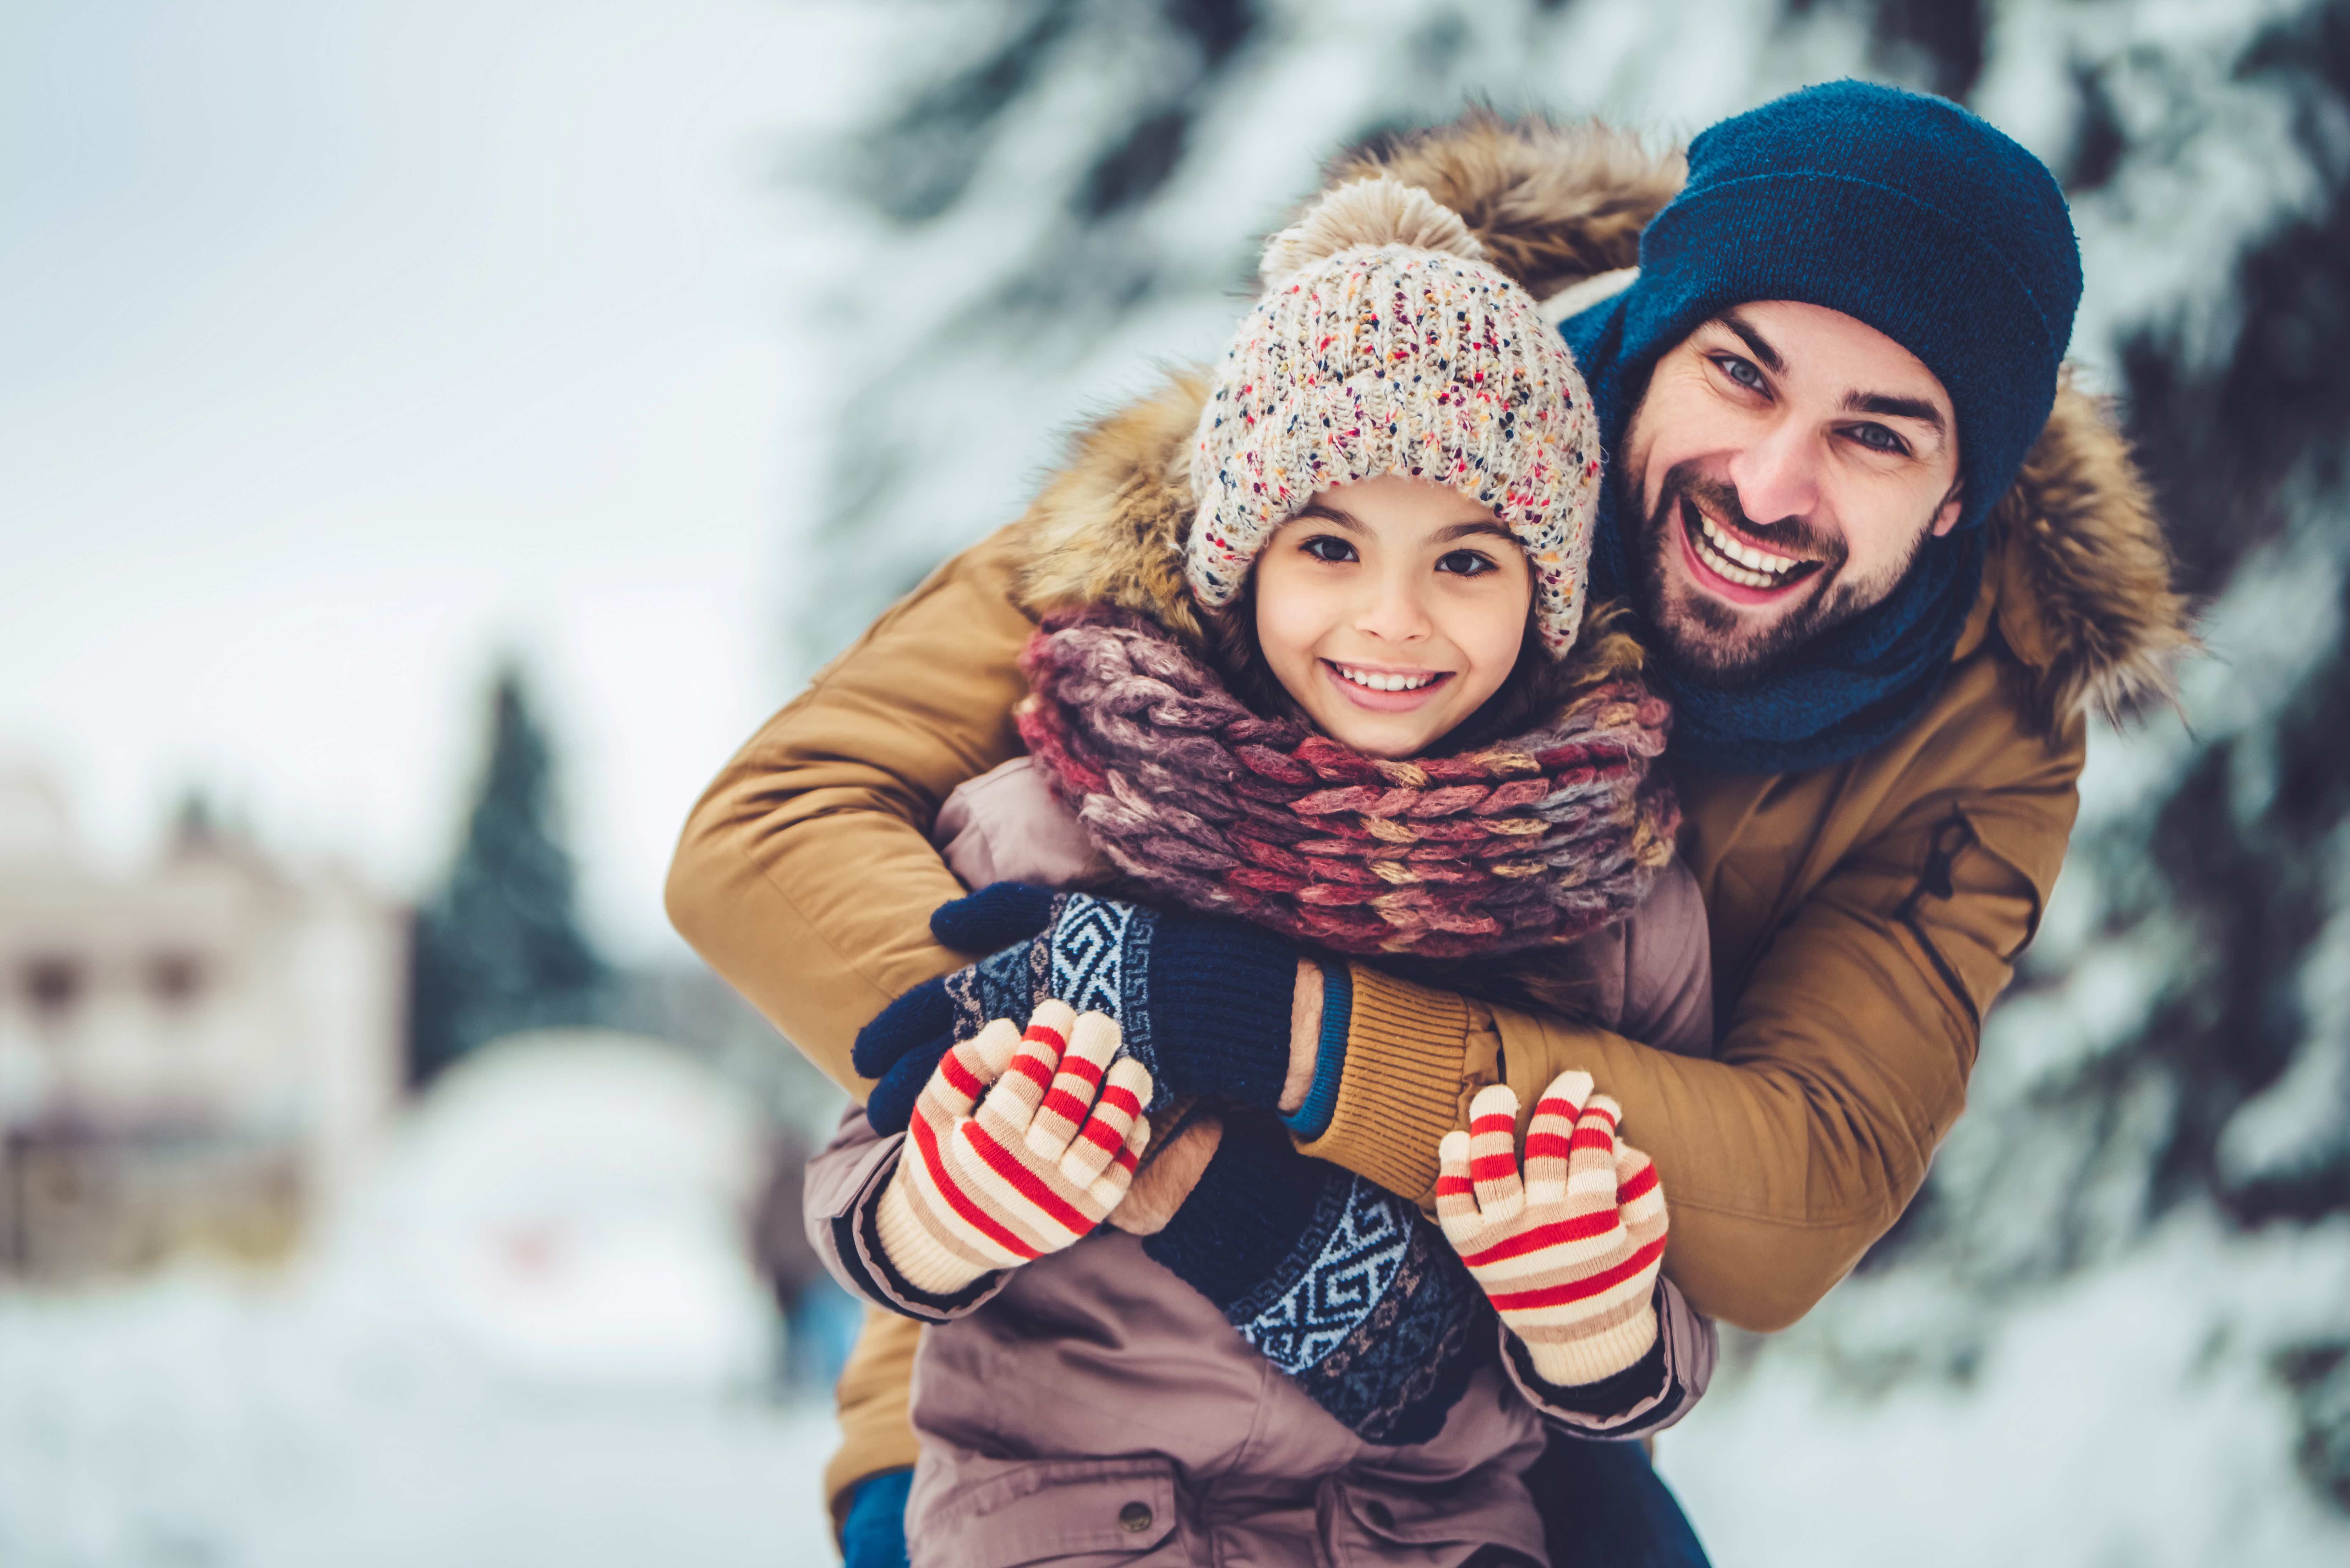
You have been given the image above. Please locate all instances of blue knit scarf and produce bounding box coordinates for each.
[1563,292,1987,778]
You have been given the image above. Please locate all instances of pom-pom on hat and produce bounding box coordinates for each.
[1186,177,1603,658]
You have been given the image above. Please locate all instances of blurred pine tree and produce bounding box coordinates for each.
[406,663,606,1082]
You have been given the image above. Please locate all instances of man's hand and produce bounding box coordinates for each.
[854,882,1301,1133]
[1435,1071,1669,1388]
[872,1000,1153,1296]
[1106,1106,1223,1237]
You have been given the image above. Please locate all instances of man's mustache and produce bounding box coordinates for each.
[1648,462,1847,572]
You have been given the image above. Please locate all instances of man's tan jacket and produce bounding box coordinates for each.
[664,116,2191,1519]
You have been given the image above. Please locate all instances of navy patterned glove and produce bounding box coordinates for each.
[857,886,1051,1134]
[856,883,1300,1132]
[1141,1110,1490,1446]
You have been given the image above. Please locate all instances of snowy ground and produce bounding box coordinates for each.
[1667,1213,2350,1566]
[6,1032,2349,1567]
[0,1035,842,1568]
[0,1273,840,1568]
[12,1216,2349,1567]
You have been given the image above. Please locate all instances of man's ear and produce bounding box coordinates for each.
[1929,479,1964,538]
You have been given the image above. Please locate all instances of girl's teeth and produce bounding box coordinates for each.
[1339,665,1433,692]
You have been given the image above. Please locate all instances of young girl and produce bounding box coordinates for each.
[807,177,1715,1567]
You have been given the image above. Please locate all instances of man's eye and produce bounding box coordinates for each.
[1849,423,1909,455]
[1714,355,1767,392]
[1302,535,1357,563]
[1436,549,1497,577]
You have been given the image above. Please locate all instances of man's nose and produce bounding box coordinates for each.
[1725,421,1823,526]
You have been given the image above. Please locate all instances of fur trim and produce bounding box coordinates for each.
[1542,265,1640,324]
[1012,115,2191,740]
[1259,177,1485,289]
[1990,375,2194,731]
[1011,372,1214,646]
[1327,109,1684,300]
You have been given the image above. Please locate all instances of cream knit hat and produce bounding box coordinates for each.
[1186,177,1603,657]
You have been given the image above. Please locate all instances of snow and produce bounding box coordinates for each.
[0,1279,846,1568]
[6,1036,2340,1567]
[0,1033,841,1567]
[1999,0,2323,391]
[0,1274,841,1568]
[14,1163,2346,1568]
[2221,830,2350,1187]
[335,1032,780,1391]
[1666,1213,2350,1566]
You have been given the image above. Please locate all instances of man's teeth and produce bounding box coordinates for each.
[1696,512,1804,588]
[1336,664,1436,693]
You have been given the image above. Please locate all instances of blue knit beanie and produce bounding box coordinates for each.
[1567,79,2083,774]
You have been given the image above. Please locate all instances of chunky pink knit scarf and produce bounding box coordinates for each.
[1016,609,1679,959]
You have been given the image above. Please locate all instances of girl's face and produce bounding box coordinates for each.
[1252,474,1533,758]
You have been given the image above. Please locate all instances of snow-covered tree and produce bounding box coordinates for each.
[1888,0,2350,1518]
[407,662,606,1082]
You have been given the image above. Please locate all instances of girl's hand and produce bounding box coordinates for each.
[873,1000,1152,1296]
[1435,1070,1669,1387]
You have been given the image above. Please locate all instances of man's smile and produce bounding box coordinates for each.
[1677,495,1824,604]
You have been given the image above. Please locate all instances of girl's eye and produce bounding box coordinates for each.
[1713,354,1767,393]
[1302,535,1357,564]
[1848,422,1910,456]
[1436,549,1498,577]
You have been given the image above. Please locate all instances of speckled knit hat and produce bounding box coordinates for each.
[1187,176,1603,657]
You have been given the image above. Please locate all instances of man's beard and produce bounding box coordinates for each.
[1632,460,1929,689]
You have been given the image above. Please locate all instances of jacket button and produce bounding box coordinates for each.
[1117,1501,1153,1534]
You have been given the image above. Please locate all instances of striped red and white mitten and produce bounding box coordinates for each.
[1435,1070,1669,1388]
[874,1000,1153,1295]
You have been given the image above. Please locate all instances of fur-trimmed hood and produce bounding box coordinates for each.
[1009,112,2190,741]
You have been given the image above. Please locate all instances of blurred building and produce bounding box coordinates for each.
[0,768,406,1280]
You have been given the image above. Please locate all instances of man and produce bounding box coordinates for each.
[669,82,2188,1561]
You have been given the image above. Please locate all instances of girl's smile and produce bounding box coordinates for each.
[1322,659,1456,709]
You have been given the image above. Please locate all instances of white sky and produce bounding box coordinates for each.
[1,0,884,960]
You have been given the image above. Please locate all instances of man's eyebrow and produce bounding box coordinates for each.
[1714,310,1785,374]
[1434,520,1514,543]
[1843,390,1947,434]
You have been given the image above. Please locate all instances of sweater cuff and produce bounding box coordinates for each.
[1505,1304,1670,1415]
[1279,961,1351,1140]
[1294,965,1474,1201]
